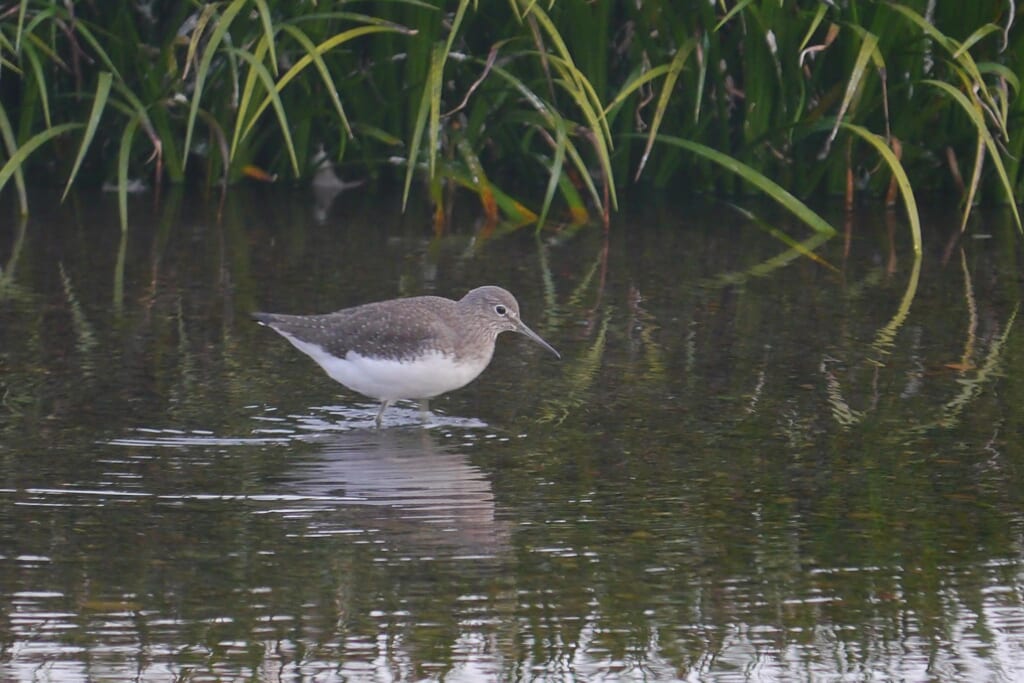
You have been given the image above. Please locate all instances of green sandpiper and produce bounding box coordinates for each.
[253,286,559,427]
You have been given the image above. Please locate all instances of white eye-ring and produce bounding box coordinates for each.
[494,304,508,316]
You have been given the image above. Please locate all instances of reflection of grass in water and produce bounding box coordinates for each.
[539,313,608,425]
[0,365,32,422]
[870,253,922,357]
[698,205,838,290]
[0,216,29,303]
[1,219,34,425]
[935,302,1018,430]
[812,248,1017,436]
[59,262,98,374]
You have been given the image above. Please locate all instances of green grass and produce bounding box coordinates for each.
[0,0,1020,251]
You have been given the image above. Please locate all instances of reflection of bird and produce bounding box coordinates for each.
[310,146,364,223]
[253,286,560,427]
[285,430,510,555]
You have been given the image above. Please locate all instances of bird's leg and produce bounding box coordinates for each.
[375,400,391,428]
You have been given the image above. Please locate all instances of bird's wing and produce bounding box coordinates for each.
[254,299,459,361]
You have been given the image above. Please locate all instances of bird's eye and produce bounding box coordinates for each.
[494,304,507,316]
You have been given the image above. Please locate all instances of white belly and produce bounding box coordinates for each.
[279,333,490,401]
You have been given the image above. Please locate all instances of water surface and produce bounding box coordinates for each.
[1,188,1023,681]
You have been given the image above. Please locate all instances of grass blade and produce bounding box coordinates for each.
[960,135,985,233]
[634,38,697,181]
[839,122,921,255]
[240,25,406,152]
[923,78,1022,233]
[535,118,568,231]
[117,114,141,232]
[952,23,1001,60]
[884,3,1002,131]
[604,64,672,116]
[426,42,445,183]
[452,124,497,224]
[402,0,472,212]
[516,0,615,210]
[231,37,271,164]
[183,0,247,172]
[61,71,113,201]
[798,3,830,54]
[252,0,278,76]
[714,0,754,32]
[22,42,52,128]
[652,135,837,237]
[279,24,352,138]
[402,41,446,211]
[0,123,82,197]
[821,29,879,157]
[0,102,28,214]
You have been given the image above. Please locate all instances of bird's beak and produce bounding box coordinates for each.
[514,319,560,359]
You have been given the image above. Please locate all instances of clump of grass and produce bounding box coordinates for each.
[0,1,1019,251]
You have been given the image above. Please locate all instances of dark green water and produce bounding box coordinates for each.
[1,187,1023,681]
